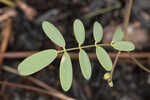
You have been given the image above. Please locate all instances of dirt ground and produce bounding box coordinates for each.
[0,0,150,100]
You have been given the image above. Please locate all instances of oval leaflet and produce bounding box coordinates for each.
[73,19,85,45]
[60,53,73,91]
[79,49,92,80]
[93,21,103,43]
[112,28,124,42]
[18,49,57,76]
[96,47,112,71]
[42,21,66,48]
[112,41,135,51]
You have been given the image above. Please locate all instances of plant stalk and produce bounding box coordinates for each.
[111,0,133,77]
[57,43,111,54]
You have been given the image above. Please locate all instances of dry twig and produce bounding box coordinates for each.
[16,0,37,20]
[0,19,12,68]
[0,51,150,59]
[0,81,75,100]
[2,66,76,100]
[0,10,16,22]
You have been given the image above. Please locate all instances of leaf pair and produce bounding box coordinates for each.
[73,19,112,78]
[42,21,73,91]
[93,22,112,71]
[74,19,92,80]
[19,19,91,91]
[112,28,135,51]
[18,21,72,91]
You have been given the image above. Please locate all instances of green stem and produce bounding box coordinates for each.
[57,43,111,54]
[82,5,120,20]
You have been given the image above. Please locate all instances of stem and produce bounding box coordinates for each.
[124,0,133,40]
[57,43,111,54]
[82,5,120,20]
[111,0,133,77]
[123,0,150,73]
[110,52,120,77]
[124,0,150,73]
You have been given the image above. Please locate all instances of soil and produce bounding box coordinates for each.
[0,0,150,100]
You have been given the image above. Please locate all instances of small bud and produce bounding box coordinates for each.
[108,80,113,87]
[110,41,115,46]
[104,73,111,80]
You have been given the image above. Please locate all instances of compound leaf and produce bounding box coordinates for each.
[42,21,66,48]
[18,49,57,76]
[112,41,135,51]
[73,19,85,45]
[96,47,112,71]
[79,49,92,80]
[112,28,124,42]
[93,21,103,43]
[60,53,73,91]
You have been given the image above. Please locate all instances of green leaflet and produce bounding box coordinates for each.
[112,41,135,51]
[96,47,112,71]
[73,19,85,45]
[18,49,57,76]
[60,53,73,91]
[112,28,124,42]
[42,21,66,48]
[79,49,92,80]
[93,21,103,43]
